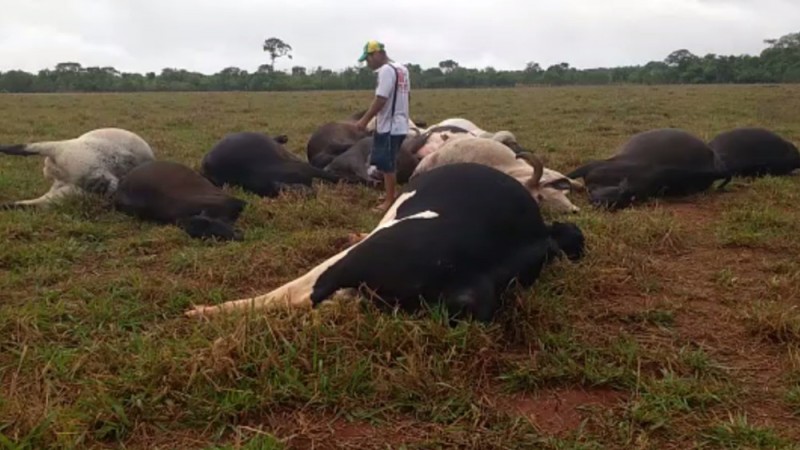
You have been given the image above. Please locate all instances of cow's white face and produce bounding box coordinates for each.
[534,170,584,214]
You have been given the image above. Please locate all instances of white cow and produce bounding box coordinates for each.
[411,135,584,214]
[424,118,526,154]
[0,128,155,208]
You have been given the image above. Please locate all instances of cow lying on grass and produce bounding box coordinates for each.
[566,128,731,211]
[411,135,584,214]
[0,128,155,209]
[201,132,340,198]
[423,117,528,154]
[709,127,800,178]
[114,160,247,241]
[185,162,585,324]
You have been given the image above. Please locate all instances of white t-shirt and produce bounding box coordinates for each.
[374,62,410,135]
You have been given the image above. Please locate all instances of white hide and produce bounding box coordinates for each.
[412,136,583,214]
[415,129,467,159]
[185,190,440,318]
[425,118,520,148]
[2,128,155,207]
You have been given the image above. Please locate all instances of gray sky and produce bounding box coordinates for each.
[0,0,797,74]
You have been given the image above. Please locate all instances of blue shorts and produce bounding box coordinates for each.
[371,133,406,173]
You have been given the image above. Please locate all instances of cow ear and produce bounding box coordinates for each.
[542,178,573,191]
[274,134,289,144]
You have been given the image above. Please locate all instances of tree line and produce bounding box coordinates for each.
[1,31,798,93]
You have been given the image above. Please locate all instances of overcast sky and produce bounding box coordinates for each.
[0,0,797,74]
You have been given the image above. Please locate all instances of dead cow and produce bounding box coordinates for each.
[114,160,247,241]
[411,135,583,214]
[567,128,731,210]
[424,117,528,154]
[0,128,155,209]
[201,131,340,198]
[184,162,585,324]
[324,136,419,185]
[708,127,800,178]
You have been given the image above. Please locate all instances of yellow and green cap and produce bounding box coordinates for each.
[358,40,385,62]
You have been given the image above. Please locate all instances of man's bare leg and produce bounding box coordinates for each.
[376,172,396,212]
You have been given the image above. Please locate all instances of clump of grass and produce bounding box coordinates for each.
[785,386,800,416]
[743,303,800,345]
[627,371,731,433]
[621,309,675,328]
[498,332,641,392]
[700,414,789,449]
[716,204,797,249]
[205,434,285,450]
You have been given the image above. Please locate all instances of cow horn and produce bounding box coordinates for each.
[517,152,544,188]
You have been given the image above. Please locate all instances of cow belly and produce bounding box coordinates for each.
[309,218,542,317]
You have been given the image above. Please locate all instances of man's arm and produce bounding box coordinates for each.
[356,95,387,130]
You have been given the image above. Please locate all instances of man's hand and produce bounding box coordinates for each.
[356,95,388,132]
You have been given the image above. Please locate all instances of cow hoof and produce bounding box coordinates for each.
[184,305,217,318]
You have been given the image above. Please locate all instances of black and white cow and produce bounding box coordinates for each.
[708,127,800,178]
[114,160,247,241]
[566,128,731,210]
[184,162,586,323]
[201,131,340,198]
[0,128,155,209]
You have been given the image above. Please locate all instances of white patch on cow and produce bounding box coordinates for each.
[185,191,440,319]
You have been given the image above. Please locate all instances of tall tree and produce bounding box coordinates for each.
[262,37,293,71]
[438,59,459,73]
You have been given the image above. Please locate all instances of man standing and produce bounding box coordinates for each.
[354,40,411,213]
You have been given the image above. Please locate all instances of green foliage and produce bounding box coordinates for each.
[1,31,799,92]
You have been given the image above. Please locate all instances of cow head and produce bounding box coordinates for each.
[177,212,244,241]
[588,179,636,211]
[517,153,582,214]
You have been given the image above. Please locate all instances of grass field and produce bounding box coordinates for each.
[1,85,800,449]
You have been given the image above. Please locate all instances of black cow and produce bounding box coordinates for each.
[708,127,800,177]
[306,122,370,169]
[324,136,420,185]
[201,132,340,198]
[567,128,731,210]
[114,160,246,241]
[185,162,585,324]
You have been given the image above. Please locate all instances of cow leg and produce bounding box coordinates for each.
[82,171,119,197]
[442,275,497,324]
[177,214,243,242]
[491,241,558,292]
[184,190,423,319]
[440,242,563,325]
[1,181,82,209]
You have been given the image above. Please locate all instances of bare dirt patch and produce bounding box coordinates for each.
[498,387,626,436]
